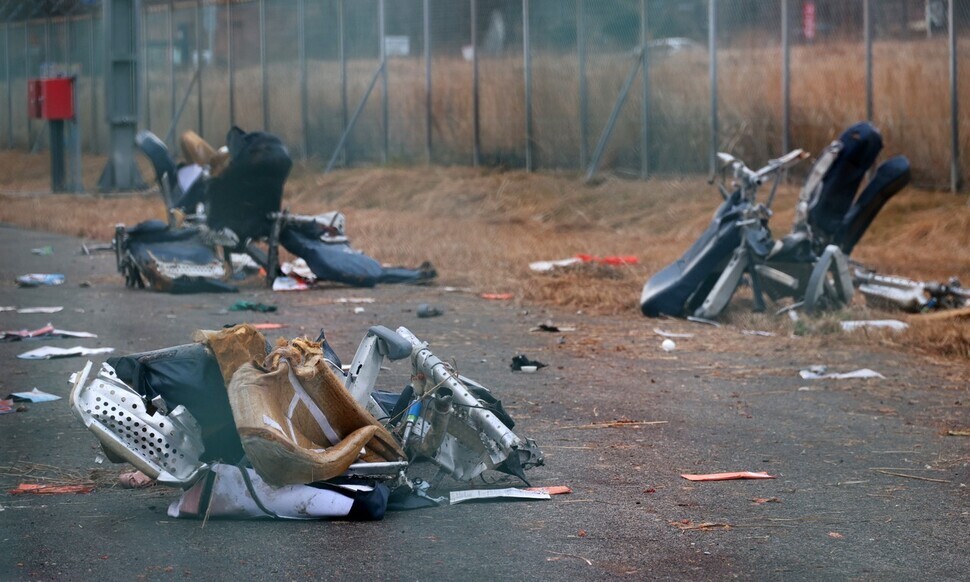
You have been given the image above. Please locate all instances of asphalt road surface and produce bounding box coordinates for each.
[1,224,967,581]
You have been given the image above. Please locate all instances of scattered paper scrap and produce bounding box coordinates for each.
[653,328,695,339]
[840,320,909,332]
[272,276,310,292]
[7,388,61,403]
[481,293,514,300]
[51,328,96,338]
[17,346,115,360]
[1,324,97,341]
[751,497,781,504]
[16,307,64,314]
[523,486,572,495]
[333,297,375,304]
[16,274,65,287]
[680,471,776,482]
[448,488,551,505]
[946,428,970,437]
[828,532,844,539]
[280,258,316,282]
[529,258,582,272]
[31,246,54,256]
[9,483,94,495]
[1,324,54,340]
[799,367,885,380]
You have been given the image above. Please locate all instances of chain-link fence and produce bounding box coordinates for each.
[0,0,966,190]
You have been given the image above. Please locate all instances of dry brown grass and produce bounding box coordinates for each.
[110,37,969,185]
[893,316,970,361]
[0,149,967,357]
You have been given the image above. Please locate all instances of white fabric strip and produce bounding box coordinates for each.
[284,361,341,445]
[261,414,286,436]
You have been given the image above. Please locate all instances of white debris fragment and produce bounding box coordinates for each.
[840,320,909,332]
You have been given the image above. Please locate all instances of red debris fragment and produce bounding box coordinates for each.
[680,471,776,482]
[8,483,94,495]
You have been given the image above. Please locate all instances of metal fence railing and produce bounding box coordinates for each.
[0,0,965,192]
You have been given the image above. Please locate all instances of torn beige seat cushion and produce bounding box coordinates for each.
[180,130,230,177]
[226,352,404,487]
[194,324,269,386]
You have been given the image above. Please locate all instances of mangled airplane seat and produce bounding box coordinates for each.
[121,127,435,292]
[205,127,292,246]
[786,121,911,256]
[225,334,406,486]
[640,121,910,319]
[115,127,284,293]
[70,324,544,519]
[111,131,237,293]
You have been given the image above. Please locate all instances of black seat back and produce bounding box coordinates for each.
[835,155,910,255]
[205,127,292,242]
[807,121,883,241]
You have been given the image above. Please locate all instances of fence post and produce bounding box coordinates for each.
[864,0,872,122]
[640,0,649,179]
[379,0,388,164]
[141,8,150,131]
[424,0,432,163]
[169,0,176,142]
[708,0,718,175]
[299,0,308,159]
[950,0,961,194]
[471,0,481,166]
[523,0,532,172]
[25,21,30,146]
[260,0,269,130]
[44,17,51,71]
[577,0,587,170]
[339,0,348,166]
[5,22,11,148]
[90,17,99,153]
[196,0,203,139]
[781,0,790,155]
[98,0,147,191]
[227,0,235,126]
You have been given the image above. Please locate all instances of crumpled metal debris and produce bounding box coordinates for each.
[69,324,545,518]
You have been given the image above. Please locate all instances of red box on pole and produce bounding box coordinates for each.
[27,78,75,120]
